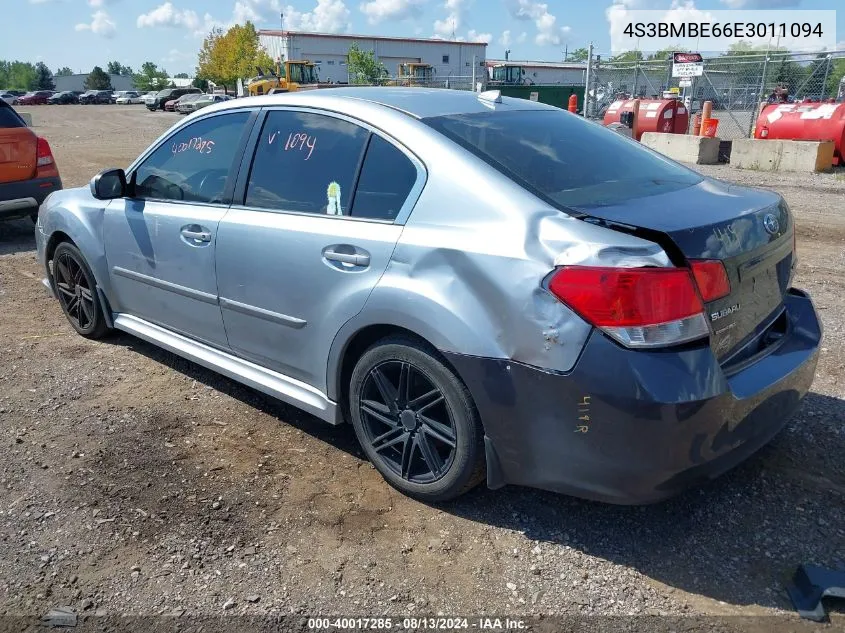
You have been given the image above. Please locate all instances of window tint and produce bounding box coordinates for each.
[245,111,368,215]
[350,136,417,221]
[425,110,701,208]
[0,103,25,128]
[133,111,249,204]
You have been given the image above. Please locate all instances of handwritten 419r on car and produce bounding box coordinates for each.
[33,88,821,504]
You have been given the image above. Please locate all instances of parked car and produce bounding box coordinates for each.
[47,91,79,105]
[18,91,54,105]
[141,91,159,106]
[147,87,201,111]
[35,88,821,504]
[191,93,232,112]
[0,100,61,223]
[115,91,144,105]
[174,93,204,114]
[79,90,113,105]
[0,92,19,105]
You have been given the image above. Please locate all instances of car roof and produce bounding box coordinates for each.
[213,87,558,120]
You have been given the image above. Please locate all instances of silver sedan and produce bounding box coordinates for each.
[34,88,820,503]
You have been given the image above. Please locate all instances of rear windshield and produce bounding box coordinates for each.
[424,109,702,209]
[0,103,25,128]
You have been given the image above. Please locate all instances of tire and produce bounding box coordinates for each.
[51,242,110,339]
[349,336,485,502]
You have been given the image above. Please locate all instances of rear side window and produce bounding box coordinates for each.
[132,111,250,204]
[0,103,24,128]
[245,110,369,215]
[350,136,418,220]
[424,110,701,208]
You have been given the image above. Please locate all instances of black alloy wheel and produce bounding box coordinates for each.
[349,337,485,502]
[359,360,457,484]
[51,242,109,339]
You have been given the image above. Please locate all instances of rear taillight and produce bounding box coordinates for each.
[36,137,53,167]
[35,137,59,178]
[689,260,731,302]
[547,266,710,348]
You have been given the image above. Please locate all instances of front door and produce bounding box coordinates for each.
[104,110,252,348]
[216,109,423,391]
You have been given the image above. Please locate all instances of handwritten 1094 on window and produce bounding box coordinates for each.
[268,130,316,160]
[172,137,215,156]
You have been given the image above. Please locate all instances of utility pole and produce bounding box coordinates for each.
[584,42,594,118]
[563,45,568,61]
[280,12,284,30]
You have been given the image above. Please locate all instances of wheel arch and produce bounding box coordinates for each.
[328,314,496,424]
[40,201,115,305]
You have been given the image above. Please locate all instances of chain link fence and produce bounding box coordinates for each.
[585,50,845,139]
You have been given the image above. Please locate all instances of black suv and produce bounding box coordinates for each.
[79,90,113,105]
[147,87,201,111]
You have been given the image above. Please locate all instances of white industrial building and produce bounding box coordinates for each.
[486,59,587,85]
[258,30,488,84]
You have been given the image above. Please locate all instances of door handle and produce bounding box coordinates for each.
[181,228,211,242]
[323,249,370,267]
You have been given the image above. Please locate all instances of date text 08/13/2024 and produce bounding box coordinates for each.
[307,617,528,630]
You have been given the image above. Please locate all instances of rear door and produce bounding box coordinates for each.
[216,108,424,390]
[0,103,36,184]
[104,109,256,348]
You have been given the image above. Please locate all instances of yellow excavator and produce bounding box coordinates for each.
[248,59,321,96]
[389,62,434,87]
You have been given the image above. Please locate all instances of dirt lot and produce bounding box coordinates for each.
[1,105,844,629]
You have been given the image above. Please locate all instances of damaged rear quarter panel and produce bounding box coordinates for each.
[360,130,672,374]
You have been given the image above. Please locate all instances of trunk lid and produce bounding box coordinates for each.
[0,104,37,184]
[570,178,794,361]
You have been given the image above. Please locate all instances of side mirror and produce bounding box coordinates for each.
[90,168,127,200]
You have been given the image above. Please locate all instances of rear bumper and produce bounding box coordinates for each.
[446,289,821,504]
[0,176,62,220]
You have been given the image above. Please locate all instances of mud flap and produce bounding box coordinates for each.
[786,564,845,621]
[484,435,505,490]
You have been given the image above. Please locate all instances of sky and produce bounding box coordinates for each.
[4,0,844,76]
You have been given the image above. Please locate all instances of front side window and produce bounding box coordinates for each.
[244,110,368,215]
[133,111,250,204]
[425,110,701,209]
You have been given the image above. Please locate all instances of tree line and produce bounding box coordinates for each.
[0,59,199,93]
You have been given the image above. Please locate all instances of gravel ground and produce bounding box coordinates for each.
[1,106,844,630]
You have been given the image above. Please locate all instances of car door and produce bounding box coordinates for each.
[216,108,425,391]
[103,109,256,348]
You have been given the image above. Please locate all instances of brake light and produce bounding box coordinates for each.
[36,137,53,166]
[547,266,710,348]
[35,137,59,178]
[689,260,731,302]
